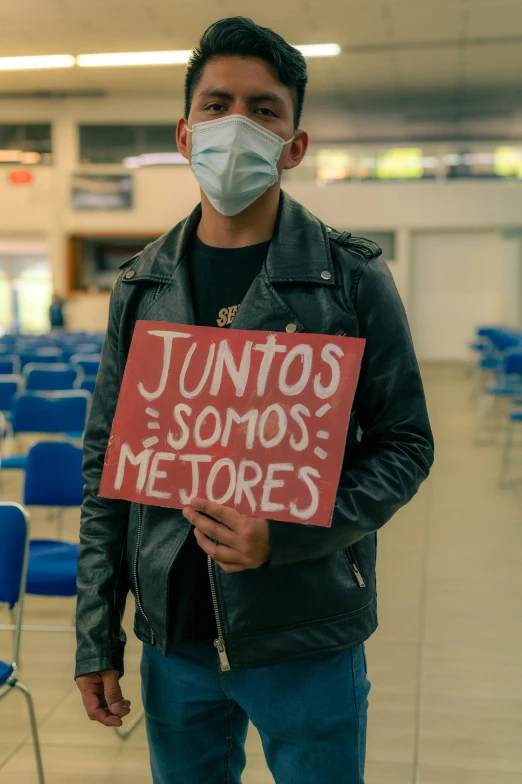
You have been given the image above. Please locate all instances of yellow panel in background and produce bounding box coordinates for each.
[376,148,423,179]
[494,146,522,178]
[316,149,352,182]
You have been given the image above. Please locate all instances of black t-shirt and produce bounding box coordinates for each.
[168,233,269,645]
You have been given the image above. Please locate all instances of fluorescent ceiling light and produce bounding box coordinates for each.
[77,44,340,68]
[77,51,192,68]
[123,152,188,168]
[0,43,340,73]
[0,54,75,71]
[294,44,341,57]
[0,149,24,161]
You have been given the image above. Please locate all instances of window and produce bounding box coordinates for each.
[0,123,52,164]
[351,231,396,260]
[0,253,52,333]
[79,124,178,164]
[67,234,160,292]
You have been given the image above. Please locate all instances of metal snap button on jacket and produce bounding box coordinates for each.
[321,270,332,280]
[285,323,297,333]
[125,270,136,279]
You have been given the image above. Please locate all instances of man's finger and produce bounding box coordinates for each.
[81,686,125,727]
[101,672,128,716]
[183,507,238,547]
[88,706,124,727]
[193,527,245,563]
[215,560,247,574]
[189,497,241,530]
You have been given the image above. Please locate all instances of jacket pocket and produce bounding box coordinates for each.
[345,546,366,588]
[128,503,155,643]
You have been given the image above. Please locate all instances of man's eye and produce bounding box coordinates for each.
[255,107,277,118]
[205,103,226,112]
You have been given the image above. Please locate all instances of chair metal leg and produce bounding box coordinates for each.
[500,420,514,486]
[0,624,76,633]
[114,707,145,740]
[14,681,45,784]
[475,392,495,444]
[9,608,18,663]
[57,508,64,540]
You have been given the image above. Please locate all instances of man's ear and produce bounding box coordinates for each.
[283,130,309,171]
[177,117,190,162]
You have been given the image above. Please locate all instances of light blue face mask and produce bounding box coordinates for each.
[187,115,294,216]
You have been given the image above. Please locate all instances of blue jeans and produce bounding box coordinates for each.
[141,641,371,784]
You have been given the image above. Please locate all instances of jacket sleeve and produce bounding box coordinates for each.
[268,255,434,567]
[75,276,131,678]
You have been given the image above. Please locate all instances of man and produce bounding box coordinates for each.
[49,292,65,329]
[76,16,434,784]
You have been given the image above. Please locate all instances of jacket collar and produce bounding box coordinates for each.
[121,190,336,286]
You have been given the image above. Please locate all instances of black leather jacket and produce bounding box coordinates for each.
[75,192,434,679]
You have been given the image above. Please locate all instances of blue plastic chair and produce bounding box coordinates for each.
[0,502,45,784]
[0,375,21,413]
[71,353,101,378]
[1,391,91,473]
[73,343,100,354]
[0,355,21,375]
[22,443,80,604]
[80,377,97,395]
[11,391,91,436]
[19,348,63,369]
[476,350,522,443]
[23,363,82,392]
[24,441,84,539]
[500,398,522,485]
[484,350,522,398]
[25,541,79,598]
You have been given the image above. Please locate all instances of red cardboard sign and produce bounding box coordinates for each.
[99,321,365,527]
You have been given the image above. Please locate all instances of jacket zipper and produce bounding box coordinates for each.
[135,505,155,644]
[207,555,231,672]
[346,546,366,588]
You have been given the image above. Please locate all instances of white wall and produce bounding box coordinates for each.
[2,97,522,351]
[410,231,520,361]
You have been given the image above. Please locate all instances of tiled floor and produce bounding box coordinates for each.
[1,364,522,783]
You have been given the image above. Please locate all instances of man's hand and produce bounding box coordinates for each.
[76,670,131,727]
[183,498,270,574]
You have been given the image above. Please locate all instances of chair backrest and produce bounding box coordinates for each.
[20,350,64,369]
[74,343,100,354]
[0,355,21,375]
[24,441,84,506]
[492,331,522,353]
[0,375,22,412]
[24,363,81,392]
[71,354,101,377]
[504,350,522,376]
[0,411,6,446]
[0,502,29,614]
[11,391,91,435]
[80,377,97,395]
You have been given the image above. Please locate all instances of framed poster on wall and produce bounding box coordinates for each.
[71,174,133,210]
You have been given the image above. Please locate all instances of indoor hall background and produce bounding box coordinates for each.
[1,0,522,781]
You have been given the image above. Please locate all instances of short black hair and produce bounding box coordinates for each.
[184,17,308,130]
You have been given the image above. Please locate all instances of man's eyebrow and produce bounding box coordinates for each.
[249,92,286,106]
[197,88,286,106]
[197,88,235,101]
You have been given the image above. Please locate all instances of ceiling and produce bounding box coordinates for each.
[2,0,522,140]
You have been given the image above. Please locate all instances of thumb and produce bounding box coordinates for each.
[101,671,126,715]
